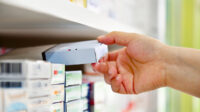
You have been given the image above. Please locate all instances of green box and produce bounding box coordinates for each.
[65,86,81,102]
[65,71,82,86]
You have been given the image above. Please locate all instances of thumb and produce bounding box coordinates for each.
[97,31,140,46]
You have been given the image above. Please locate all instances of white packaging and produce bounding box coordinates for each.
[51,102,64,112]
[65,71,82,86]
[0,60,51,79]
[51,64,65,85]
[81,83,89,98]
[4,88,51,112]
[43,40,108,65]
[1,79,50,98]
[29,105,50,112]
[66,100,82,112]
[28,97,51,112]
[3,88,28,112]
[50,84,65,103]
[82,98,89,111]
[65,86,81,102]
[0,88,3,112]
[27,79,50,98]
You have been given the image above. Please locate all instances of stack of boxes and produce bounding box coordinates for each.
[65,71,82,112]
[50,64,65,112]
[0,60,52,112]
[0,60,85,112]
[81,83,90,112]
[0,41,108,112]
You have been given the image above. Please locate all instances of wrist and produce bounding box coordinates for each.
[162,45,180,87]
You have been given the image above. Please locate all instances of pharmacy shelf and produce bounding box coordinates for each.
[0,0,142,33]
[0,45,53,60]
[0,3,106,47]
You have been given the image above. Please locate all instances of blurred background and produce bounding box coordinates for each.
[0,0,200,112]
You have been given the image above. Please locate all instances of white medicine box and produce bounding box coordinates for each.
[43,40,108,65]
[0,60,51,79]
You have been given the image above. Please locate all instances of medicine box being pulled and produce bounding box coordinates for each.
[42,40,108,65]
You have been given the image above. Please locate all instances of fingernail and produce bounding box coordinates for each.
[97,35,106,41]
[91,63,96,67]
[98,58,103,63]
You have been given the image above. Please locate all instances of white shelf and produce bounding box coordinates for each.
[0,0,142,33]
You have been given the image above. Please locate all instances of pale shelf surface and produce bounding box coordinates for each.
[0,0,142,33]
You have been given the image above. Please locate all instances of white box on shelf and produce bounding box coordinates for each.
[29,105,50,112]
[3,88,28,112]
[28,97,51,112]
[43,40,108,65]
[3,88,51,112]
[65,85,81,102]
[0,88,3,112]
[50,84,65,103]
[51,64,65,85]
[65,71,82,86]
[81,83,89,98]
[27,79,50,98]
[0,60,51,79]
[66,100,82,112]
[82,98,89,111]
[1,79,50,98]
[51,102,64,112]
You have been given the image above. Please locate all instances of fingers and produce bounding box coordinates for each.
[101,48,125,62]
[117,55,135,94]
[93,62,118,84]
[97,31,140,46]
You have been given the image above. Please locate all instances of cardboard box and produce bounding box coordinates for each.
[3,88,28,112]
[27,80,50,98]
[81,83,89,98]
[28,97,51,112]
[1,79,50,98]
[65,71,82,86]
[66,100,82,112]
[29,105,50,112]
[3,88,52,112]
[0,60,51,79]
[43,40,108,65]
[65,86,81,102]
[51,64,65,85]
[50,102,64,112]
[82,98,89,111]
[0,88,3,112]
[50,84,65,103]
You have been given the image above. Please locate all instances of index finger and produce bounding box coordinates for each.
[97,31,140,46]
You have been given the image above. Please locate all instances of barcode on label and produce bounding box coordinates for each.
[0,63,22,74]
[0,81,22,88]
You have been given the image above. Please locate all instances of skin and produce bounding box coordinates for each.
[92,31,200,97]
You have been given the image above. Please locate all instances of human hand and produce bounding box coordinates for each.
[92,31,168,94]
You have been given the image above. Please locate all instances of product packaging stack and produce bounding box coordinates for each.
[81,83,90,112]
[0,60,52,112]
[50,64,65,112]
[65,71,83,112]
